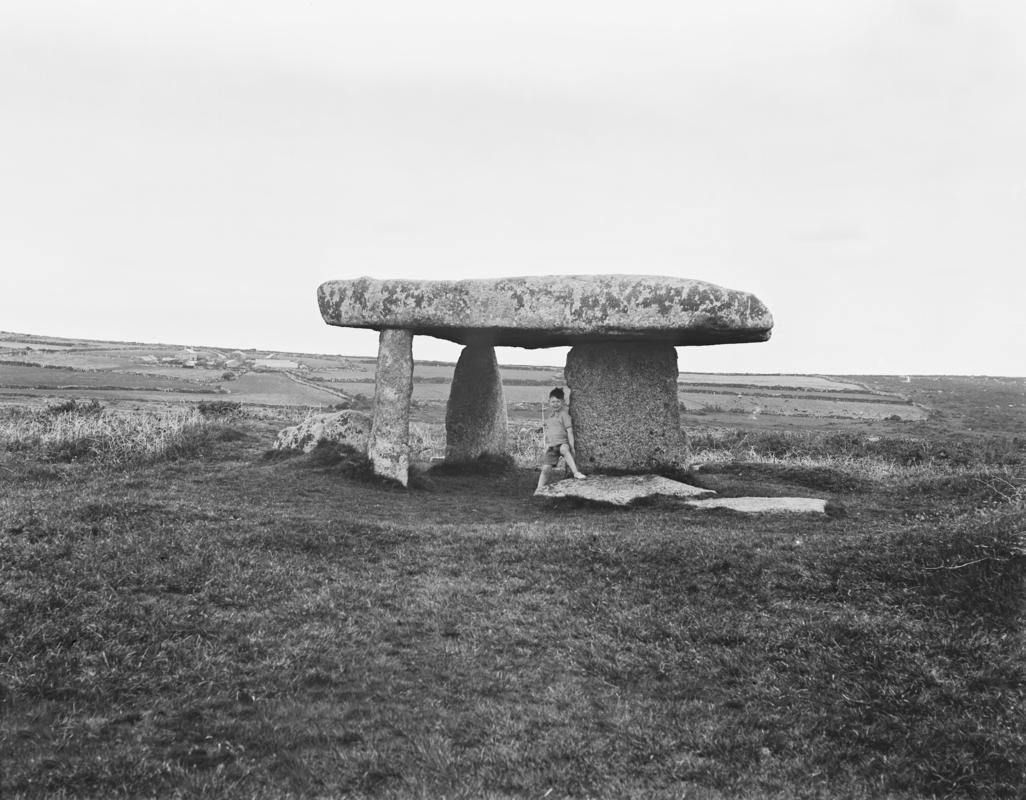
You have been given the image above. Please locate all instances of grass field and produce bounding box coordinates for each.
[1,395,1024,799]
[678,374,866,392]
[8,331,1026,434]
[0,365,209,393]
[677,391,927,422]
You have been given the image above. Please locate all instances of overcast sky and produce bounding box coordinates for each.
[2,1,1024,374]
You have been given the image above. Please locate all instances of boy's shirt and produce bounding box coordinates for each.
[544,408,573,447]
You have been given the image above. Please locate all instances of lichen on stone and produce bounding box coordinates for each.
[318,275,772,347]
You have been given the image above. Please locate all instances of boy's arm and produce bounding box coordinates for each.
[563,411,575,450]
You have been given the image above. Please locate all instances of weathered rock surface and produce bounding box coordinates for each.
[318,275,773,348]
[684,497,828,514]
[565,342,688,471]
[534,474,715,506]
[368,329,414,485]
[445,345,508,462]
[274,410,372,453]
[535,476,827,513]
[273,410,430,461]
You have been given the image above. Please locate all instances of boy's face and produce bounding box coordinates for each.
[547,396,563,412]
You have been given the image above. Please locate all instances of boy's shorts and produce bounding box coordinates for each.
[541,444,564,467]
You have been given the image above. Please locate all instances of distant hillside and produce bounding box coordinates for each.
[2,331,1024,435]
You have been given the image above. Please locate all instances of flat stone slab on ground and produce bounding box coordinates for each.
[534,475,827,513]
[534,474,715,505]
[684,496,828,514]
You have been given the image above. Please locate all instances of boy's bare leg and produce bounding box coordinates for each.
[536,464,553,492]
[559,444,587,479]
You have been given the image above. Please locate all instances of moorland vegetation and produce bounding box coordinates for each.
[0,396,1024,798]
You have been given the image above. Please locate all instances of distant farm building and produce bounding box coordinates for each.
[254,358,299,370]
[193,350,222,365]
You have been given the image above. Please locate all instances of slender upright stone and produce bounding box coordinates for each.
[445,345,508,463]
[565,342,688,472]
[369,328,414,485]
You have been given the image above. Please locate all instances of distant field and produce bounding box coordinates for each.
[311,366,376,381]
[0,364,205,393]
[857,375,1026,435]
[679,391,927,421]
[678,373,865,391]
[221,373,347,406]
[0,337,110,350]
[2,352,159,370]
[329,380,564,407]
[110,366,226,380]
[4,331,1025,433]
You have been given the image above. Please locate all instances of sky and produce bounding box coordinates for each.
[2,1,1024,375]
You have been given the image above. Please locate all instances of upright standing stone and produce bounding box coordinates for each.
[369,328,414,485]
[565,342,687,472]
[445,345,508,463]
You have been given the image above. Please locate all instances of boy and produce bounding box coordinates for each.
[536,387,586,493]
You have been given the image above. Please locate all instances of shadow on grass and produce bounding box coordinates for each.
[263,441,409,488]
[695,462,874,494]
[426,452,516,477]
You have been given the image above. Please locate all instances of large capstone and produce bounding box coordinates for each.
[318,275,772,348]
[368,328,414,485]
[445,345,508,463]
[565,342,688,472]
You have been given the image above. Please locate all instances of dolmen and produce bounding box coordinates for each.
[318,275,773,485]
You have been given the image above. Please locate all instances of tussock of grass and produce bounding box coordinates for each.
[0,402,234,465]
[507,424,546,467]
[302,440,387,484]
[196,400,242,419]
[900,468,1025,504]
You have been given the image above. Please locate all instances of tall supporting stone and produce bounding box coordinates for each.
[369,328,414,485]
[445,345,508,463]
[565,342,688,472]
